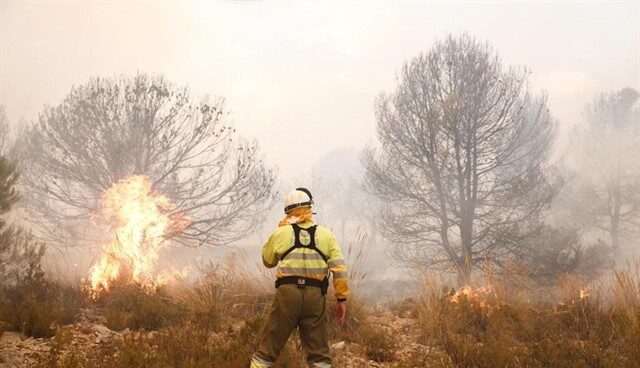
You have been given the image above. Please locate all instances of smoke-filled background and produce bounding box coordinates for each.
[0,2,639,367]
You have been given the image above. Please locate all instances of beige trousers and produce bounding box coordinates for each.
[250,284,331,368]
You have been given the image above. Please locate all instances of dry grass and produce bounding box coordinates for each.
[0,273,83,338]
[170,259,273,329]
[35,318,309,368]
[329,296,399,363]
[6,246,640,368]
[30,255,309,368]
[328,230,401,363]
[415,263,640,368]
[93,282,187,331]
[27,248,401,367]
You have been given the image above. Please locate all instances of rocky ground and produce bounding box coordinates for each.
[0,309,122,367]
[0,307,446,368]
[332,307,445,368]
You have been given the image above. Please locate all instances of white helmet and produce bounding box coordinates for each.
[283,188,313,213]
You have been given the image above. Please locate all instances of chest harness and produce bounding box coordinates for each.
[275,224,329,294]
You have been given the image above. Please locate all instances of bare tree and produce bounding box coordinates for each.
[558,88,639,254]
[23,74,276,248]
[363,34,557,285]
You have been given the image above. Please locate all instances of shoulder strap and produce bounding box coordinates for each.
[280,224,328,263]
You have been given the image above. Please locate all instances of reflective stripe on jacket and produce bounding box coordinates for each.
[261,220,349,300]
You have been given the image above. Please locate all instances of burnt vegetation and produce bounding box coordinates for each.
[0,33,638,367]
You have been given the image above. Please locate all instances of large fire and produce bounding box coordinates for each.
[89,175,185,294]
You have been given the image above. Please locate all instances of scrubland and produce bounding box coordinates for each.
[0,260,638,368]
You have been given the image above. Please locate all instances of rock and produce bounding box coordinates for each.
[93,324,113,336]
[0,331,49,368]
[79,323,94,334]
[331,341,346,349]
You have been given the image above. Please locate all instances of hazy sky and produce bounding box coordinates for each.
[1,1,638,180]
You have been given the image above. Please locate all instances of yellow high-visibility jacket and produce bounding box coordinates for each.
[261,220,349,301]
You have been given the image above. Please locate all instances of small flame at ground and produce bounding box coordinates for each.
[450,285,494,311]
[89,175,185,295]
[451,286,476,303]
[579,287,590,300]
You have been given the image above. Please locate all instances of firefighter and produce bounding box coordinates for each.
[250,188,349,368]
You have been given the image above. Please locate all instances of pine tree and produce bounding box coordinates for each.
[0,156,44,284]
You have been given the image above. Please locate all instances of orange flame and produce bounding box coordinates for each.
[89,175,185,294]
[450,285,494,311]
[579,287,590,300]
